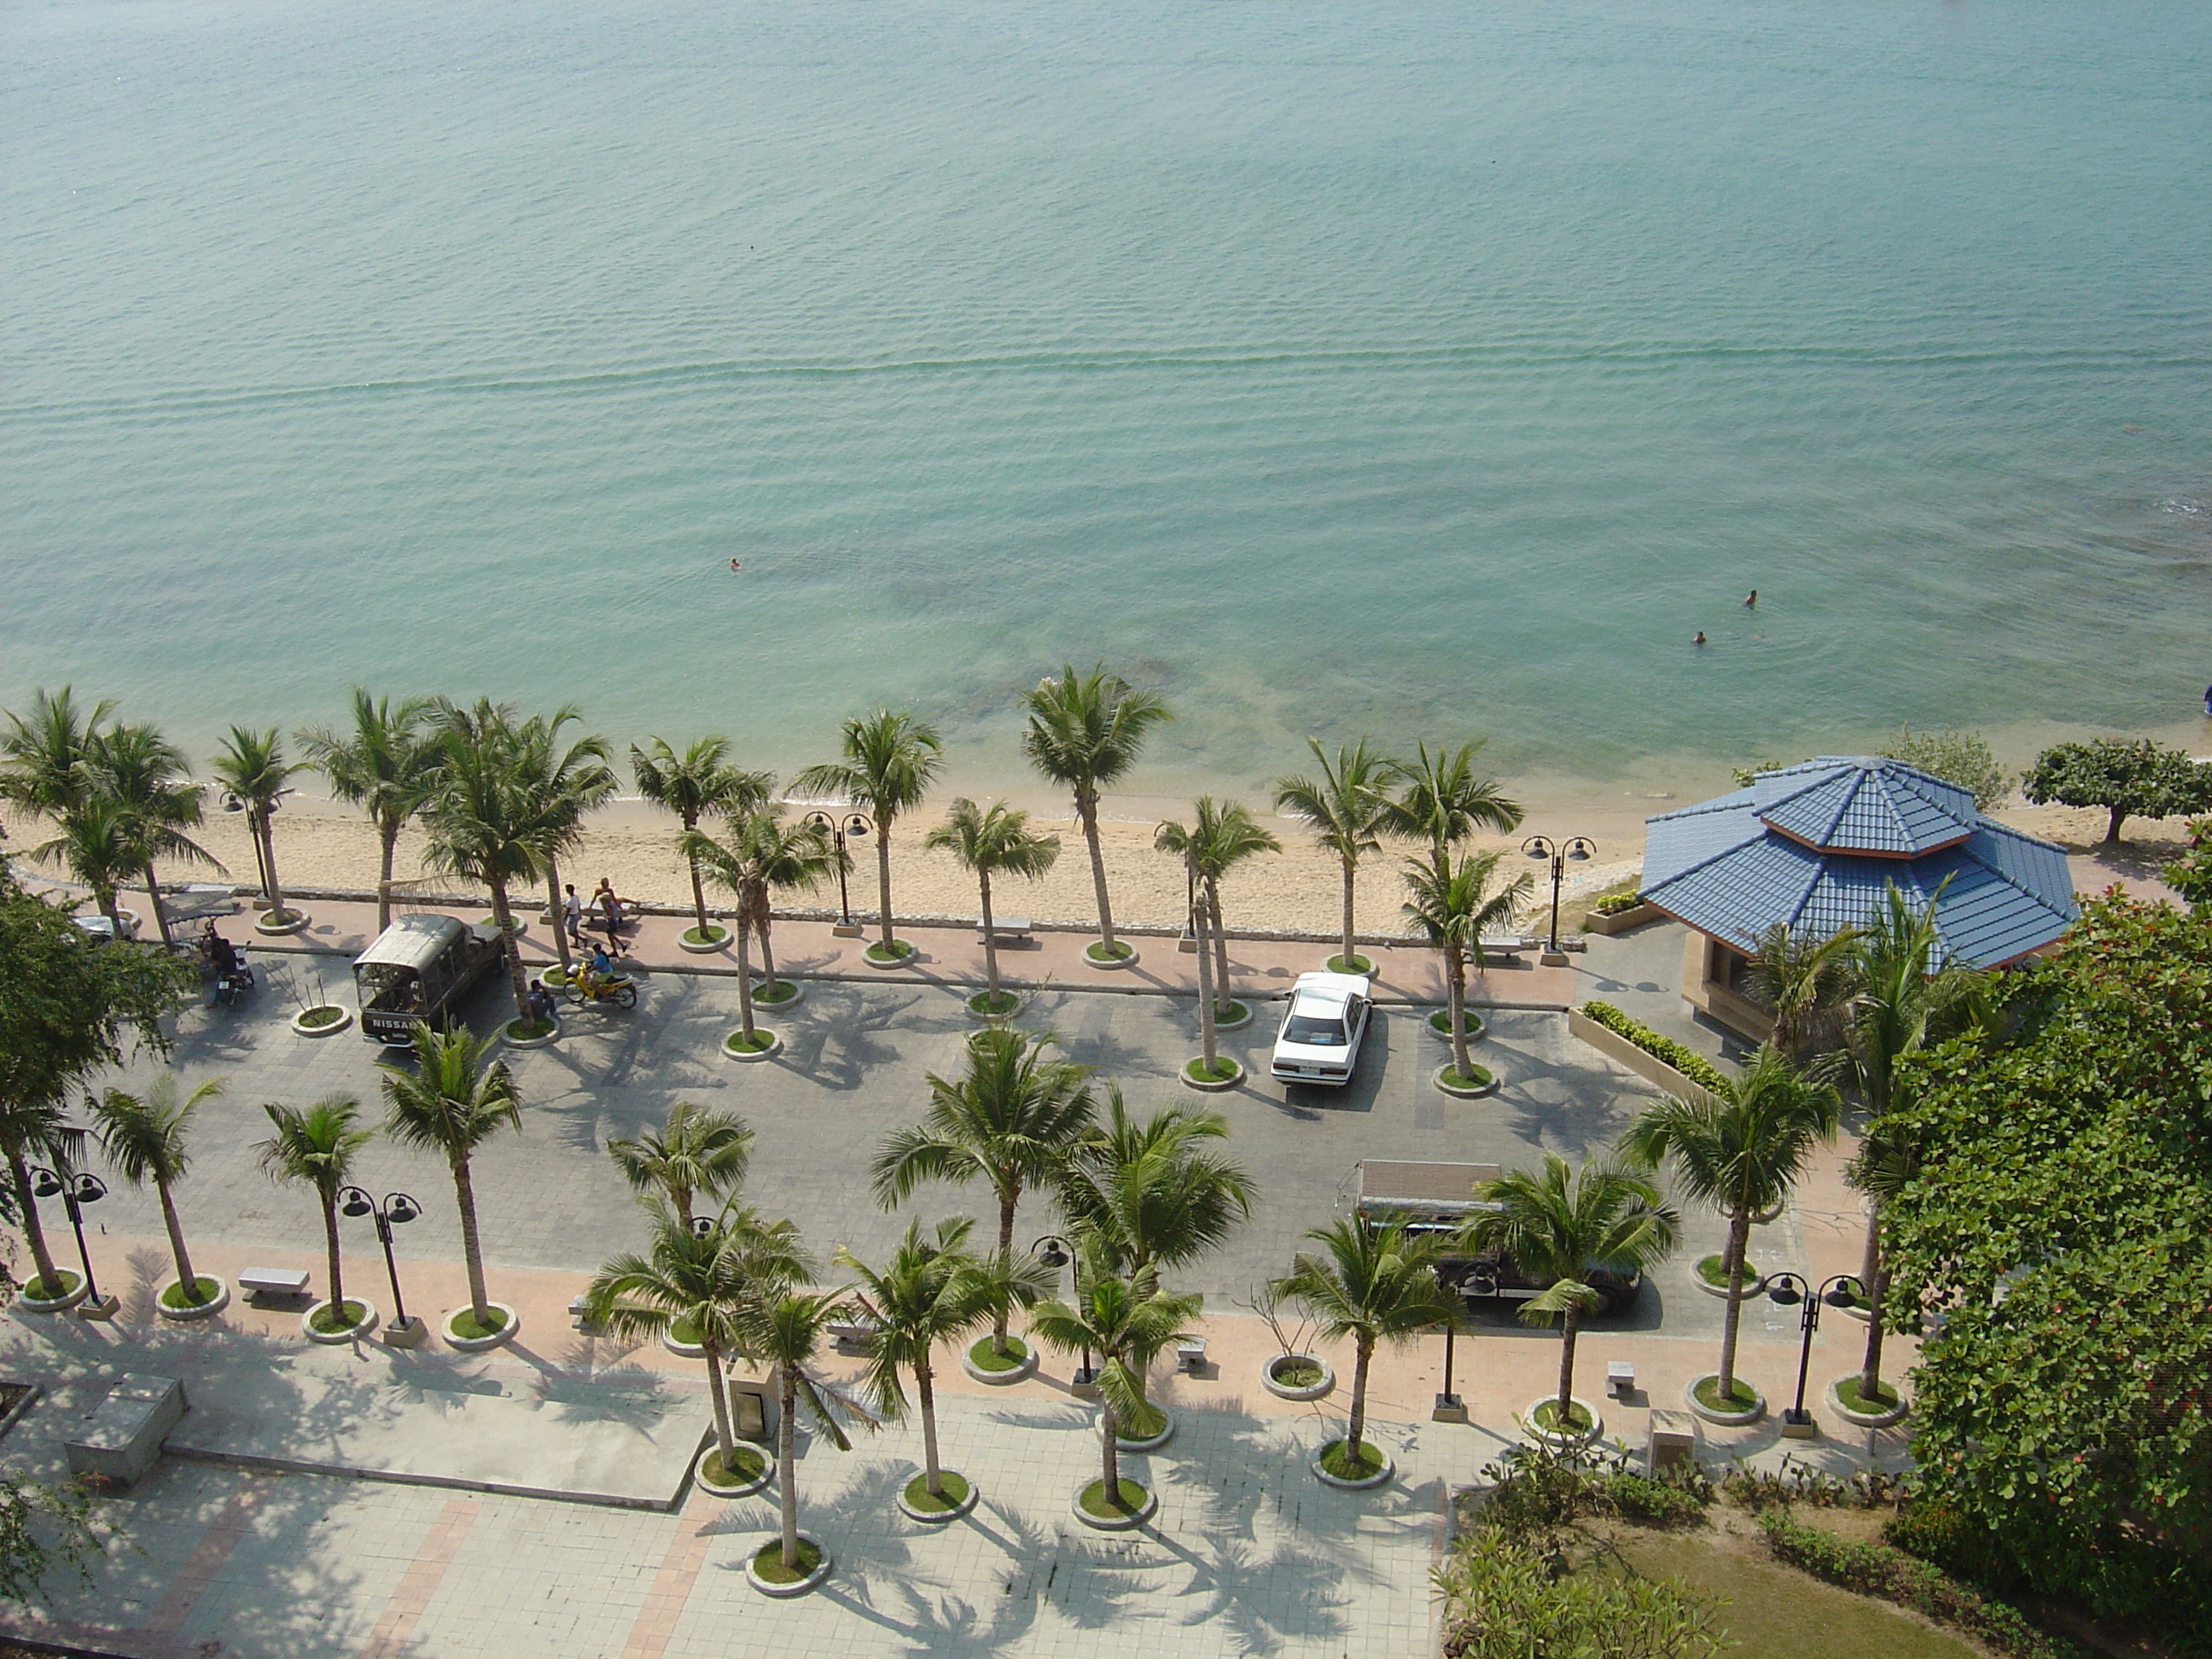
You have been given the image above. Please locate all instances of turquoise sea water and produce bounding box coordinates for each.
[3,0,2208,799]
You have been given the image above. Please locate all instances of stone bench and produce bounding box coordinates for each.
[238,1266,311,1301]
[975,916,1034,947]
[64,1374,186,1487]
[826,1318,880,1352]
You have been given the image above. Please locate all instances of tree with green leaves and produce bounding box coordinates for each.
[379,1025,521,1333]
[1021,663,1171,961]
[1379,739,1522,878]
[1879,726,2009,811]
[256,1095,373,1324]
[1401,847,1533,1085]
[605,1100,753,1225]
[631,735,770,945]
[1274,1218,1458,1480]
[512,705,616,981]
[739,1284,873,1578]
[85,722,220,950]
[1460,1153,1679,1431]
[1155,816,1225,1079]
[210,725,308,923]
[1275,736,1391,972]
[684,805,837,1045]
[1057,1091,1254,1285]
[2165,818,2212,908]
[1742,920,1858,1058]
[870,1027,1094,1357]
[300,690,442,934]
[1030,1255,1202,1515]
[24,796,143,937]
[0,685,112,834]
[90,1075,225,1308]
[795,709,942,958]
[925,797,1060,1014]
[1155,797,1280,1021]
[2022,736,2212,844]
[1624,1045,1839,1404]
[0,1475,103,1607]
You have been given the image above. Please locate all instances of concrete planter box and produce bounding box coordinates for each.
[962,1339,1038,1385]
[291,1006,352,1038]
[1567,1009,1715,1103]
[157,1278,230,1322]
[1685,1375,1766,1425]
[1583,901,1664,936]
[1826,1377,1909,1428]
[1261,1354,1336,1402]
[1310,1441,1396,1490]
[303,1300,379,1344]
[443,1302,519,1353]
[747,1534,832,1597]
[1071,1481,1156,1530]
[1524,1397,1604,1447]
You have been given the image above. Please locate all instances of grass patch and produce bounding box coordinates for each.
[1694,1376,1761,1413]
[309,1300,370,1334]
[966,989,1022,1017]
[1269,1356,1324,1388]
[1429,1008,1487,1037]
[864,940,915,963]
[752,979,799,1004]
[20,1271,81,1303]
[264,906,304,927]
[1834,1377,1901,1414]
[1324,953,1374,975]
[1083,939,1134,963]
[1115,1402,1167,1441]
[669,1314,702,1347]
[1077,1477,1150,1519]
[901,1470,971,1513]
[1436,1063,1493,1090]
[1318,1439,1387,1481]
[700,1445,765,1487]
[1695,1253,1760,1289]
[1531,1398,1595,1434]
[722,1028,776,1055]
[681,923,728,946]
[748,1537,824,1584]
[1184,1056,1241,1083]
[504,1016,556,1040]
[967,1334,1028,1372]
[445,1305,509,1342]
[297,1004,344,1029]
[160,1277,223,1311]
[1212,998,1249,1023]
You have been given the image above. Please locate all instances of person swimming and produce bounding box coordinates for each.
[1692,632,1707,646]
[1742,590,1757,608]
[728,558,742,573]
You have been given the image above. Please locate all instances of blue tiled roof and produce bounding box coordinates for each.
[1644,759,2075,966]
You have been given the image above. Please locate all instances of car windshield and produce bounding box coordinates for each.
[1282,1003,1348,1045]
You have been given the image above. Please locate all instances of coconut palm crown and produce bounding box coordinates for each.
[1020,664,1171,954]
[379,1024,521,1326]
[1029,1258,1201,1511]
[299,690,442,933]
[1275,736,1392,970]
[1401,847,1533,1080]
[210,725,308,920]
[91,1075,224,1305]
[794,709,942,954]
[606,1100,754,1224]
[923,798,1060,1010]
[1377,740,1523,874]
[631,735,771,941]
[256,1095,373,1318]
[683,805,838,1042]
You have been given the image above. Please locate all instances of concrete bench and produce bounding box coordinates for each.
[568,1294,598,1333]
[1607,1360,1636,1399]
[238,1267,311,1301]
[827,1318,880,1352]
[64,1375,186,1487]
[1478,935,1534,964]
[975,916,1034,947]
[1174,1337,1208,1375]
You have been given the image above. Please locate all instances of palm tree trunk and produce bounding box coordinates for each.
[1339,858,1358,969]
[1078,789,1115,948]
[8,1152,62,1291]
[1557,1302,1582,1422]
[259,813,288,918]
[992,1189,1017,1353]
[545,855,572,976]
[1859,1208,1888,1399]
[1194,887,1220,1069]
[99,884,123,934]
[158,1181,197,1295]
[143,859,174,949]
[701,1336,736,1463]
[1210,882,1231,1016]
[757,900,779,988]
[1447,943,1471,1079]
[687,849,711,940]
[377,818,400,934]
[1717,1206,1751,1395]
[917,1360,944,1498]
[778,1368,801,1569]
[321,1194,346,1313]
[452,1153,489,1322]
[488,875,532,1021]
[980,870,1000,1006]
[735,919,757,1041]
[875,822,896,950]
[1348,1333,1373,1455]
[1100,1395,1121,1500]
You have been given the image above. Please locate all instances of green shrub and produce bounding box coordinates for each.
[1592,891,1645,917]
[1435,1528,1725,1659]
[1579,1002,1732,1094]
[1598,1472,1706,1528]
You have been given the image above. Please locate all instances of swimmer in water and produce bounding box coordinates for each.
[729,558,742,573]
[1692,632,1707,646]
[1743,590,1757,608]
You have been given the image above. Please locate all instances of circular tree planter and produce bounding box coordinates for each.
[863,940,917,969]
[1523,1397,1604,1447]
[157,1277,230,1322]
[1692,1256,1767,1299]
[964,989,1025,1022]
[751,980,805,1010]
[662,1316,707,1359]
[303,1299,380,1344]
[677,924,731,955]
[1071,1478,1156,1530]
[1261,1353,1336,1402]
[695,1442,773,1498]
[1082,940,1139,970]
[1102,1406,1174,1452]
[1432,1064,1498,1098]
[444,1302,519,1353]
[1685,1375,1766,1425]
[747,1534,832,1597]
[1182,1057,1244,1092]
[898,1469,980,1523]
[962,1335,1039,1385]
[1310,1439,1395,1490]
[1826,1376,1909,1429]
[254,907,311,936]
[15,1272,87,1313]
[721,1029,782,1062]
[291,1005,352,1038]
[1324,953,1374,975]
[502,1019,560,1051]
[1428,1010,1487,1043]
[1208,1000,1254,1031]
[538,964,573,991]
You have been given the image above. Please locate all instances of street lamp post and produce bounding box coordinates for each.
[1033,1234,1094,1389]
[1433,1310,1469,1423]
[339,1187,424,1345]
[30,1160,114,1318]
[1521,835,1596,964]
[1766,1272,1863,1435]
[802,811,874,936]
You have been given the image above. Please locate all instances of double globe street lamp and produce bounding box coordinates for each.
[1522,834,1596,964]
[1032,1234,1094,1388]
[339,1187,423,1345]
[31,1148,114,1317]
[802,811,874,935]
[1766,1271,1865,1435]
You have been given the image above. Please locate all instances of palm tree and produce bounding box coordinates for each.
[0,685,113,835]
[421,699,568,1020]
[1155,798,1280,1018]
[1743,921,1860,1058]
[26,797,143,935]
[1021,663,1172,958]
[90,1075,224,1306]
[513,706,616,980]
[210,726,308,923]
[299,690,441,933]
[1401,847,1533,1081]
[1378,740,1522,878]
[0,1094,85,1299]
[1460,1153,1680,1429]
[631,735,770,944]
[1273,1219,1458,1473]
[924,798,1060,1012]
[870,1027,1095,1355]
[1843,883,1986,1403]
[379,1024,522,1331]
[256,1095,373,1320]
[684,806,838,1045]
[606,1100,753,1225]
[795,709,942,957]
[587,1202,808,1480]
[1029,1260,1201,1514]
[1275,737,1391,971]
[742,1286,871,1575]
[1157,823,1224,1075]
[85,724,221,950]
[1057,1091,1254,1284]
[1623,1045,1840,1402]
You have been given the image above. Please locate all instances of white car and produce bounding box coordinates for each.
[1269,970,1373,1087]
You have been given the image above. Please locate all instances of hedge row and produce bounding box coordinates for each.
[1578,1001,1733,1095]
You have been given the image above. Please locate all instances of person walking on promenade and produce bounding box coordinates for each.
[594,876,626,955]
[563,883,584,947]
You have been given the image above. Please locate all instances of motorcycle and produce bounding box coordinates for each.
[198,929,256,1009]
[561,963,637,1010]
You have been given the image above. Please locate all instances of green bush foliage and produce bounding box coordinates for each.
[1592,891,1646,917]
[2164,818,2212,908]
[1879,726,2010,809]
[1436,1528,1725,1659]
[2020,736,2212,842]
[1579,1002,1732,1095]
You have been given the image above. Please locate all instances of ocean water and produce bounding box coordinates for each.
[3,0,2208,802]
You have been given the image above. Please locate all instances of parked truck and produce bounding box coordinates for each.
[352,913,504,1046]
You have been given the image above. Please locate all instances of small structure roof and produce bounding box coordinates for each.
[354,911,465,973]
[1643,758,2075,966]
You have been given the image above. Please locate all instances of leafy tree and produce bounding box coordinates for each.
[23,796,142,935]
[870,1027,1094,1353]
[1275,736,1392,971]
[379,1025,521,1329]
[1378,740,1522,878]
[1155,797,1280,1021]
[795,709,942,955]
[255,1095,372,1318]
[513,705,616,980]
[2163,818,2212,908]
[1623,1046,1839,1400]
[1883,894,2212,1644]
[1021,663,1171,958]
[1435,1527,1724,1659]
[1460,1154,1679,1427]
[85,722,220,950]
[90,1075,225,1307]
[924,798,1059,1011]
[1274,1218,1458,1470]
[1057,1091,1254,1284]
[630,735,770,943]
[1879,725,2009,810]
[684,806,837,1041]
[1029,1258,1201,1511]
[1741,920,1857,1058]
[0,1476,103,1606]
[299,690,442,933]
[739,1285,872,1574]
[605,1100,752,1225]
[2021,736,2212,844]
[1401,847,1533,1083]
[210,725,308,922]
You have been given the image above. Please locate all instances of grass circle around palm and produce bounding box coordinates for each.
[309,1300,372,1335]
[748,1537,824,1585]
[1435,1063,1493,1090]
[160,1277,224,1311]
[445,1305,509,1342]
[967,989,1022,1017]
[1325,953,1374,975]
[668,1314,702,1347]
[701,1445,766,1487]
[1184,1056,1242,1083]
[681,923,729,946]
[1692,1376,1760,1413]
[722,1028,777,1056]
[504,1016,556,1041]
[1077,1477,1150,1520]
[20,1271,82,1304]
[1428,1009,1486,1038]
[1694,1254,1765,1293]
[296,1004,344,1029]
[1268,1356,1324,1389]
[1083,939,1134,963]
[1211,998,1251,1026]
[1530,1399,1595,1435]
[1317,1439,1388,1481]
[966,1334,1028,1372]
[1833,1376,1901,1414]
[864,939,916,963]
[900,1470,971,1514]
[1115,1401,1167,1441]
[752,979,800,1004]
